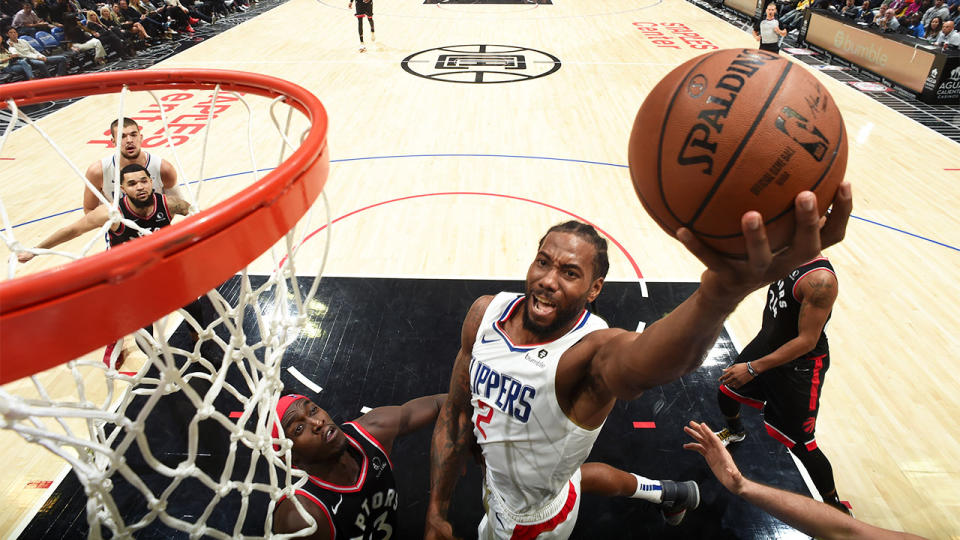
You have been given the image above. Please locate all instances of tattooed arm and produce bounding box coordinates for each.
[719,266,838,388]
[424,296,491,540]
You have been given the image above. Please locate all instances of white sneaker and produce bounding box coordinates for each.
[715,428,746,447]
[371,32,375,42]
[359,44,366,52]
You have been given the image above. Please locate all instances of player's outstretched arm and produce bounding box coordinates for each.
[683,421,925,540]
[18,206,112,263]
[356,393,446,457]
[425,296,490,540]
[720,268,837,388]
[589,186,852,398]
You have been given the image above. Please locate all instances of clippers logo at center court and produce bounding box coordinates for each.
[470,357,536,422]
[401,45,561,84]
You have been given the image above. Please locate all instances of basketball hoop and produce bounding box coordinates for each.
[0,70,331,538]
[0,69,329,380]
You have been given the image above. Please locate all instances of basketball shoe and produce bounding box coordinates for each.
[715,427,746,447]
[658,480,699,526]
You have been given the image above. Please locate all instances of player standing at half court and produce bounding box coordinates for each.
[348,0,374,52]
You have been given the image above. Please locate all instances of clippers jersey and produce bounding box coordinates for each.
[100,152,164,203]
[279,422,398,540]
[755,257,835,357]
[108,193,173,247]
[469,292,608,514]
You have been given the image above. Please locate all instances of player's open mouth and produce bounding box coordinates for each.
[324,426,336,442]
[531,294,556,316]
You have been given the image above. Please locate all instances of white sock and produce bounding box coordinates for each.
[630,474,663,503]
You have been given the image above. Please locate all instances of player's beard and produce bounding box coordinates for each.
[521,295,585,337]
[128,193,153,209]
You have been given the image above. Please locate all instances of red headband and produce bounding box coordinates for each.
[272,393,307,451]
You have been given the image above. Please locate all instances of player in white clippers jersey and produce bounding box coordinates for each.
[425,185,853,540]
[83,117,181,214]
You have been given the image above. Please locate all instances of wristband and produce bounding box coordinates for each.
[745,362,758,377]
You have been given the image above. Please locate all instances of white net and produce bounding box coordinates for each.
[0,74,328,539]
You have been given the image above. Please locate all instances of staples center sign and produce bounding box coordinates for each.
[633,22,719,50]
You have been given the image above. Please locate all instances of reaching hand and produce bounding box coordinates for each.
[683,421,746,495]
[677,182,852,306]
[17,251,35,263]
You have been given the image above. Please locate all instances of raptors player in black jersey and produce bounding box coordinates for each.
[18,163,194,366]
[348,0,374,52]
[713,256,847,513]
[272,392,446,540]
[17,163,191,262]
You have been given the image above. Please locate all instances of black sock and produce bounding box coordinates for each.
[790,444,843,512]
[718,389,743,432]
[357,18,363,41]
[369,17,374,32]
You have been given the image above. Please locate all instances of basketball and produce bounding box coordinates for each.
[628,48,847,257]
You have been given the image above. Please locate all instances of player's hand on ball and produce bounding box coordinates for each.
[679,183,852,305]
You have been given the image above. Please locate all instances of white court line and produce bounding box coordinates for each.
[287,366,323,394]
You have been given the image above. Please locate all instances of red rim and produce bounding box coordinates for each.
[0,70,330,383]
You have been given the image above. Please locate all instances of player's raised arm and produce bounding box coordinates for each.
[589,187,852,399]
[356,393,446,457]
[425,296,490,540]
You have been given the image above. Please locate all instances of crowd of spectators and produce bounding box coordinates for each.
[772,0,960,49]
[1,0,254,81]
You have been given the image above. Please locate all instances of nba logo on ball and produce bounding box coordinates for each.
[628,48,847,258]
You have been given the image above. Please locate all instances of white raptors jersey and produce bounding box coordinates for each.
[470,292,608,515]
[100,152,164,202]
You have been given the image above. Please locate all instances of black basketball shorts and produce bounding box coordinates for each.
[720,340,830,451]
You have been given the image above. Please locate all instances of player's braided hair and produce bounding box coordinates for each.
[538,220,609,280]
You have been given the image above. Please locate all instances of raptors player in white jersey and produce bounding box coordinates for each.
[83,117,180,214]
[425,183,852,539]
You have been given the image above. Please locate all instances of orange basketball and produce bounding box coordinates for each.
[628,48,847,258]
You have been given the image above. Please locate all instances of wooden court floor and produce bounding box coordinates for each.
[1,0,959,537]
